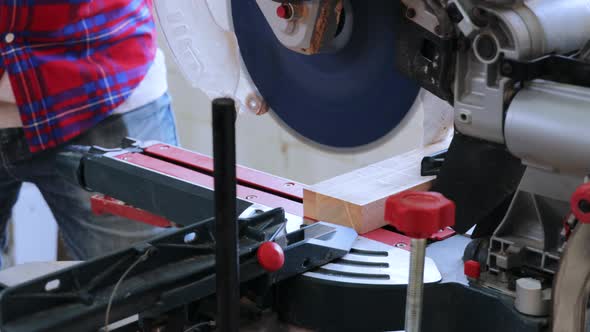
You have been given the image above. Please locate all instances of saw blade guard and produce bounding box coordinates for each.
[155,0,241,108]
[155,0,269,115]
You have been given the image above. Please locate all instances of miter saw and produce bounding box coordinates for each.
[155,0,590,328]
[1,0,590,331]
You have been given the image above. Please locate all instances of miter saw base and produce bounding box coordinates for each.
[0,136,559,332]
[277,235,546,332]
[0,232,548,332]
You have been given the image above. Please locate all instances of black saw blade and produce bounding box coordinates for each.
[232,0,420,148]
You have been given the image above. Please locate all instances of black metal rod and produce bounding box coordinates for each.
[212,98,239,332]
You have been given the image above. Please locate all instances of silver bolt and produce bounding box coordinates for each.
[406,238,426,332]
[246,94,269,115]
[246,95,261,111]
[246,195,258,200]
[395,243,407,248]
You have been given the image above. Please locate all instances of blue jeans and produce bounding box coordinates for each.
[0,93,178,264]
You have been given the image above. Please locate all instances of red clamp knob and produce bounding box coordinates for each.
[257,242,285,272]
[385,191,455,238]
[464,260,481,279]
[572,183,590,224]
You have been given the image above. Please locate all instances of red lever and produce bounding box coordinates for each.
[572,183,590,224]
[385,191,455,238]
[91,194,173,228]
[257,242,285,272]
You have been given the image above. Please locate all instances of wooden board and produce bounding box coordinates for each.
[303,138,451,234]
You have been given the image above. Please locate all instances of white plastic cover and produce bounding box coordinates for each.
[154,0,261,114]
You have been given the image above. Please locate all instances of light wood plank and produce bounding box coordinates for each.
[303,138,451,234]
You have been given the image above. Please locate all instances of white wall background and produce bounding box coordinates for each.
[9,29,424,266]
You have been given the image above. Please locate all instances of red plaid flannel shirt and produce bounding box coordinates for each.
[0,0,157,152]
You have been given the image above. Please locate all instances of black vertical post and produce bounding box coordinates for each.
[212,98,239,332]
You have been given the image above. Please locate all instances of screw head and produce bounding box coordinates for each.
[246,94,268,115]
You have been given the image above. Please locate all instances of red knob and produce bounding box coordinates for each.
[464,260,481,279]
[385,191,455,238]
[276,4,293,19]
[572,183,590,223]
[257,242,285,272]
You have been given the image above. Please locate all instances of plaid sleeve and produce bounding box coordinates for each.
[0,0,157,152]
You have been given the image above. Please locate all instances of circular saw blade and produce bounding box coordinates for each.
[232,0,420,148]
